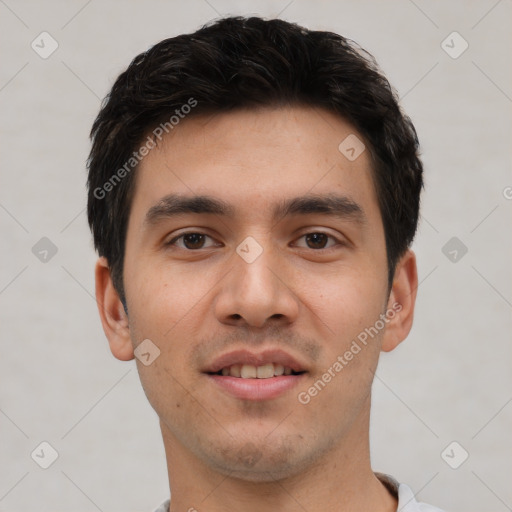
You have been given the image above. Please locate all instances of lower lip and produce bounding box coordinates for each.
[207,374,306,401]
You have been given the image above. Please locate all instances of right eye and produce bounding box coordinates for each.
[166,232,220,250]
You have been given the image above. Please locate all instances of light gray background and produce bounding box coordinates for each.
[1,1,511,511]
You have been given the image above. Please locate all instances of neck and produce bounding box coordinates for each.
[161,402,397,512]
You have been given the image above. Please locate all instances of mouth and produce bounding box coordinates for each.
[210,363,305,378]
[203,350,308,401]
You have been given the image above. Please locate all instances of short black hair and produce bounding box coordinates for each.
[87,16,423,307]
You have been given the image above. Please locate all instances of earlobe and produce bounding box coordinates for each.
[381,250,418,353]
[94,257,134,361]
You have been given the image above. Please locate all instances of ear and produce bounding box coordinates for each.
[381,249,418,353]
[94,257,134,361]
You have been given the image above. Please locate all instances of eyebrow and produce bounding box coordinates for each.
[143,192,366,227]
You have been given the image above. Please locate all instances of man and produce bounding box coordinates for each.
[87,16,444,512]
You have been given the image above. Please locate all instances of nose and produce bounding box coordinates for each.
[213,237,300,329]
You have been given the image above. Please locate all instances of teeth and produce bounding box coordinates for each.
[220,363,297,378]
[274,364,284,376]
[230,364,241,378]
[256,364,274,379]
[240,365,257,378]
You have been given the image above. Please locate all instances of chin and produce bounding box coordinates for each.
[213,459,301,483]
[204,438,317,483]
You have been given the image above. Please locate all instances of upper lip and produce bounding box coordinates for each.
[203,349,308,374]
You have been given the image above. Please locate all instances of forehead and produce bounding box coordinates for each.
[129,106,380,227]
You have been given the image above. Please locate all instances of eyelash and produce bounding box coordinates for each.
[166,231,344,251]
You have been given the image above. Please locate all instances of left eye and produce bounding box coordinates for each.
[294,232,339,250]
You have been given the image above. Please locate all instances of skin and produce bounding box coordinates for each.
[95,106,417,512]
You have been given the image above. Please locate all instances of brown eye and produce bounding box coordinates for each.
[181,233,206,249]
[167,232,217,250]
[304,233,329,249]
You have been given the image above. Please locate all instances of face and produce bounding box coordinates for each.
[106,106,412,481]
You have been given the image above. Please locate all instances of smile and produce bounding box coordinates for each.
[213,363,304,378]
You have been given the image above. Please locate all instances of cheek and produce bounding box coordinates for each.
[126,259,205,339]
[297,263,387,349]
[125,267,206,425]
[125,260,216,399]
[295,269,385,420]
